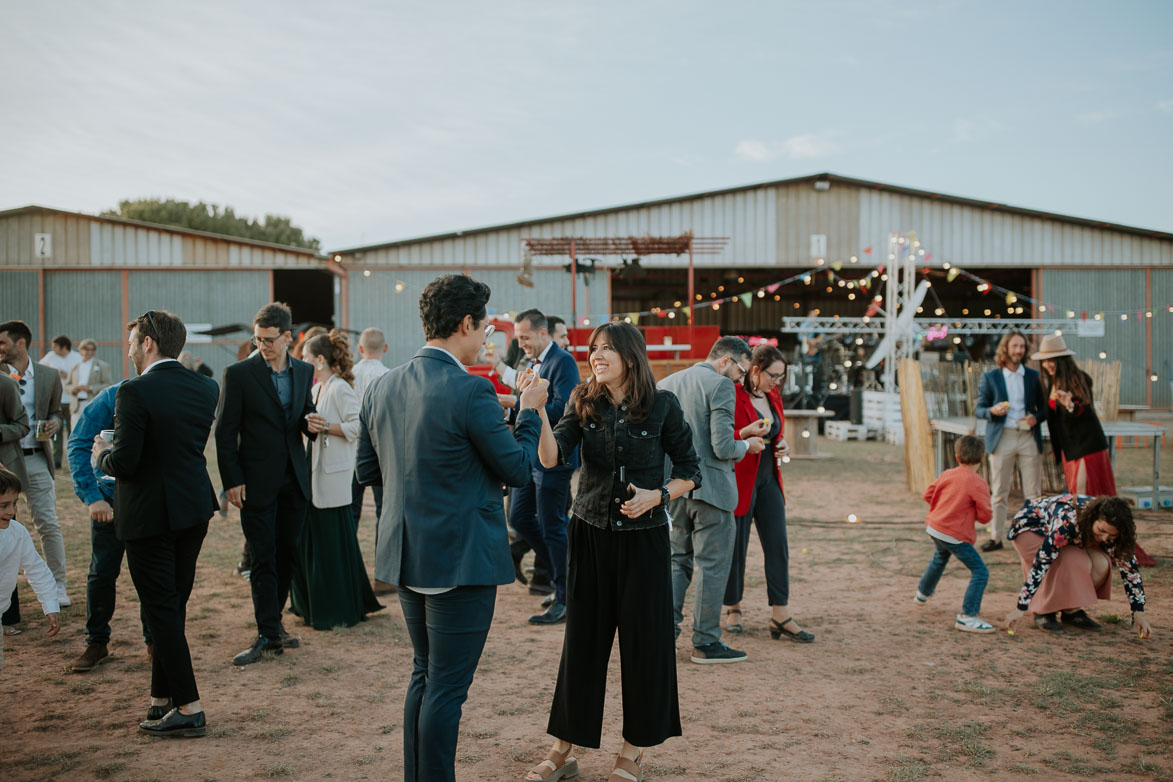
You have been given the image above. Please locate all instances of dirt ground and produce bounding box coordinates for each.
[2,438,1171,782]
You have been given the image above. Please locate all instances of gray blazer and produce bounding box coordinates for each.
[356,347,541,588]
[657,362,747,513]
[1,362,63,480]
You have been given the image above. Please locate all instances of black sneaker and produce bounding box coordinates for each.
[979,540,1004,552]
[690,642,748,664]
[1033,612,1064,633]
[1060,609,1101,630]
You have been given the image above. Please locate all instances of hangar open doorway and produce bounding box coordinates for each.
[274,269,336,331]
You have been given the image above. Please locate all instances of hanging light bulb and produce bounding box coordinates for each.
[674,300,682,307]
[394,281,405,293]
[1098,351,1107,359]
[757,290,766,298]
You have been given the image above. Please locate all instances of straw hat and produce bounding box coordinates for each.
[1031,333,1075,360]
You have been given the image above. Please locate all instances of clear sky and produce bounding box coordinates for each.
[2,0,1170,251]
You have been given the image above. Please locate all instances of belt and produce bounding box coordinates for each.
[22,447,39,455]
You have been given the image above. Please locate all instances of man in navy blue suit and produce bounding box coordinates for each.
[974,330,1046,551]
[502,309,580,624]
[357,274,547,782]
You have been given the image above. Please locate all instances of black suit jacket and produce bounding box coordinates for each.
[97,361,220,541]
[215,352,317,506]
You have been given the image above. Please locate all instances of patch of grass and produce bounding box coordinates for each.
[356,754,376,766]
[1091,735,1117,760]
[280,673,299,688]
[646,762,688,776]
[456,753,484,764]
[112,748,141,758]
[208,725,237,739]
[265,763,295,777]
[1041,750,1112,776]
[908,721,993,766]
[246,709,270,721]
[885,755,929,782]
[93,761,127,778]
[19,750,82,772]
[258,726,292,742]
[1032,672,1115,714]
[1096,613,1121,624]
[1078,710,1138,742]
[69,680,95,695]
[1006,763,1040,774]
[465,728,497,739]
[319,662,341,673]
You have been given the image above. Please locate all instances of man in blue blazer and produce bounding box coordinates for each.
[356,274,547,782]
[503,309,580,625]
[974,331,1046,551]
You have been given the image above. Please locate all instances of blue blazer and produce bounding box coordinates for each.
[974,367,1046,454]
[356,347,541,588]
[509,342,581,472]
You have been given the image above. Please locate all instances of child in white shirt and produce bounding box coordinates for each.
[0,466,60,667]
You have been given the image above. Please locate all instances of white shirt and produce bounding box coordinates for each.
[498,340,552,389]
[0,520,60,616]
[75,358,94,400]
[1002,365,1026,422]
[7,363,38,450]
[141,357,180,375]
[353,358,390,402]
[40,350,82,404]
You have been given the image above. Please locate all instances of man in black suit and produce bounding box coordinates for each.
[216,302,324,666]
[94,310,219,737]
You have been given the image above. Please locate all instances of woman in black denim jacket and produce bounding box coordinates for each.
[520,322,700,782]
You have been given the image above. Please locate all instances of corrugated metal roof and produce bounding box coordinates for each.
[330,172,1173,255]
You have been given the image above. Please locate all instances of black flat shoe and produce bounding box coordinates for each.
[1061,609,1101,630]
[233,636,282,666]
[1034,612,1064,633]
[529,602,566,625]
[140,708,206,738]
[770,617,815,643]
[145,699,173,721]
[979,540,1004,552]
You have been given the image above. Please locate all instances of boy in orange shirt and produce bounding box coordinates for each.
[914,435,995,633]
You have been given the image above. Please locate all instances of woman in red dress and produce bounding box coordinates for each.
[722,345,813,642]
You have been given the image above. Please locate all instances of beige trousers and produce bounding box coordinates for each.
[987,427,1042,541]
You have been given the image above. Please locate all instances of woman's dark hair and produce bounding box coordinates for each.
[1076,496,1136,561]
[744,344,786,393]
[304,330,356,387]
[419,274,491,340]
[1039,355,1093,406]
[573,322,656,423]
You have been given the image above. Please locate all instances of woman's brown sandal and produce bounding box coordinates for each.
[524,745,578,781]
[608,750,643,782]
[725,608,743,634]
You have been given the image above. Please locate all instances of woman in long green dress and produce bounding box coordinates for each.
[290,331,383,630]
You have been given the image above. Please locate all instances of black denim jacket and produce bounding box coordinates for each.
[553,389,701,531]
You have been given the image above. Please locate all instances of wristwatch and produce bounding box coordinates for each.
[659,486,671,507]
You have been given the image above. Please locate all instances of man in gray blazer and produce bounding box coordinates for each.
[658,337,764,664]
[356,274,547,782]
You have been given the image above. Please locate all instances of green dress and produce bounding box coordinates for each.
[290,448,384,630]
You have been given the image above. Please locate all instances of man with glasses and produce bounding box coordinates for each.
[657,336,763,664]
[0,321,69,608]
[215,302,326,666]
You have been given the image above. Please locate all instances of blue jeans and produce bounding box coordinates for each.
[399,586,496,782]
[917,535,989,617]
[87,517,152,647]
[508,469,571,606]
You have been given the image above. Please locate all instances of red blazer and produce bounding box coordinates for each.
[732,384,785,516]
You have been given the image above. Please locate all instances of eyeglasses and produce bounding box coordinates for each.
[251,335,282,348]
[762,367,786,382]
[734,361,750,379]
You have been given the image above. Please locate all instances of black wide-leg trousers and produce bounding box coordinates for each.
[547,517,681,748]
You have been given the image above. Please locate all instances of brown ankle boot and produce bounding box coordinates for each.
[72,643,110,673]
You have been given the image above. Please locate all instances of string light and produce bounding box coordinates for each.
[1099,351,1107,359]
[394,281,405,293]
[1152,374,1160,382]
[667,311,676,319]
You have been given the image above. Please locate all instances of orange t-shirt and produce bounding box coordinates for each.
[922,466,993,544]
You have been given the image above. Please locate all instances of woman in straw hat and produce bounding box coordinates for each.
[1032,334,1116,496]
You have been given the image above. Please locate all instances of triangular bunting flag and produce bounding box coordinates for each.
[739,293,753,308]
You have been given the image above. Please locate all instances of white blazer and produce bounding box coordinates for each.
[308,374,362,509]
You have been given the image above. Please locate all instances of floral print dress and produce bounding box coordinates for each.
[1007,494,1145,613]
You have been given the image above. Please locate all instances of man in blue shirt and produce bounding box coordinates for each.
[66,380,151,672]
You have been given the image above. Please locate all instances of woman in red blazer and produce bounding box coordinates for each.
[723,345,814,642]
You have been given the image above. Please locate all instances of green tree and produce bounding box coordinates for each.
[102,198,321,251]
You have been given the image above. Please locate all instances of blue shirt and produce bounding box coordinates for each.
[270,361,293,418]
[68,380,126,506]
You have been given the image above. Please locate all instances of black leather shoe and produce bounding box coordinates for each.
[979,540,1004,552]
[145,699,173,721]
[278,625,300,649]
[1034,612,1064,632]
[140,708,206,738]
[232,636,282,666]
[529,602,566,625]
[1061,609,1101,630]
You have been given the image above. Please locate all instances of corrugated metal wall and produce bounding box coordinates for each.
[0,270,43,351]
[777,185,861,265]
[1040,269,1148,405]
[1151,270,1173,409]
[128,270,271,379]
[344,186,778,269]
[44,272,125,377]
[859,190,1173,268]
[348,269,605,368]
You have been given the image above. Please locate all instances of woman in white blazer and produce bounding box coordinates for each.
[289,331,382,630]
